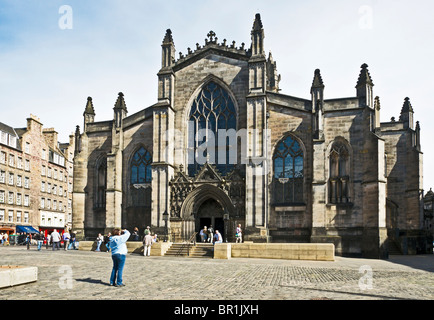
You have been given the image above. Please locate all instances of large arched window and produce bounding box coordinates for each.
[188,81,237,177]
[328,140,350,204]
[95,157,107,209]
[131,147,152,184]
[273,135,304,204]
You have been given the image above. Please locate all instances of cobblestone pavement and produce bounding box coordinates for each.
[0,246,433,301]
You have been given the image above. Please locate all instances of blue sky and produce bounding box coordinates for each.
[1,0,433,191]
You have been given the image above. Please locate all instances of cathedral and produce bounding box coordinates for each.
[72,14,426,258]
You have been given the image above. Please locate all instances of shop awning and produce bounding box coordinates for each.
[16,225,40,234]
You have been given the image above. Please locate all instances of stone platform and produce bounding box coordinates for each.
[0,266,38,288]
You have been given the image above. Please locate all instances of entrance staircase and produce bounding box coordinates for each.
[164,242,214,258]
[388,240,402,255]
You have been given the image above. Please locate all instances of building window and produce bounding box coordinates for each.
[24,195,29,207]
[8,172,14,185]
[16,193,22,205]
[24,177,30,189]
[95,157,107,209]
[53,200,57,210]
[42,149,46,160]
[0,190,4,203]
[17,175,22,187]
[16,211,21,223]
[42,165,46,176]
[47,183,51,194]
[273,135,304,205]
[0,132,7,145]
[9,154,15,167]
[131,147,152,184]
[188,81,237,177]
[41,181,45,192]
[41,198,45,209]
[328,140,351,204]
[0,171,5,184]
[47,167,51,178]
[25,159,30,171]
[25,142,30,154]
[0,209,4,222]
[8,210,13,222]
[24,212,29,223]
[17,157,22,169]
[0,151,5,164]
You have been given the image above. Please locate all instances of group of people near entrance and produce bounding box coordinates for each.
[199,224,242,244]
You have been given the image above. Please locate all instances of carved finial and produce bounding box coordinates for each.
[162,29,173,44]
[187,47,192,54]
[114,92,127,111]
[374,96,381,110]
[391,117,396,122]
[231,40,236,48]
[84,96,95,115]
[252,13,263,31]
[207,30,216,42]
[356,63,374,87]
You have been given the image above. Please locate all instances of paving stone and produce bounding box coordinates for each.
[0,246,433,301]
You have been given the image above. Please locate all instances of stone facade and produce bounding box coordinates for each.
[0,115,74,236]
[72,14,427,258]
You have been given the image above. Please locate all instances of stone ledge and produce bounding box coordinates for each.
[214,243,335,261]
[0,266,38,288]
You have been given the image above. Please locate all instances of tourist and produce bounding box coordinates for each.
[63,230,71,251]
[70,232,77,250]
[214,230,223,244]
[235,224,242,243]
[95,233,104,252]
[46,233,51,249]
[36,231,44,251]
[109,229,130,287]
[144,226,151,237]
[200,226,208,243]
[0,233,3,245]
[104,232,112,253]
[208,225,214,243]
[132,227,140,241]
[51,229,61,250]
[153,234,158,243]
[26,233,31,250]
[143,232,153,256]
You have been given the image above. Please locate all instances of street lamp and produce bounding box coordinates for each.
[162,210,169,242]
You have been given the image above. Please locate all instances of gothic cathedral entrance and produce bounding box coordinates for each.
[196,198,225,242]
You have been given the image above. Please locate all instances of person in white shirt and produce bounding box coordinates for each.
[214,230,223,244]
[51,229,61,251]
[143,233,153,256]
[62,230,71,251]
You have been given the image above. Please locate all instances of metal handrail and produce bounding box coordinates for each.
[175,232,197,256]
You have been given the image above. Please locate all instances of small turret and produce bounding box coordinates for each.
[83,96,95,132]
[251,13,265,57]
[266,51,281,92]
[399,97,414,129]
[356,63,374,108]
[161,29,175,69]
[113,92,127,128]
[311,69,325,139]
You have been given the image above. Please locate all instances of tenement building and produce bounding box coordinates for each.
[0,115,74,238]
[72,14,427,258]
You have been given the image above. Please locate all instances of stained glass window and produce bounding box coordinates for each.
[131,147,152,184]
[273,135,304,204]
[188,81,237,176]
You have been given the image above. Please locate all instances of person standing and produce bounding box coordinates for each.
[143,233,153,257]
[109,229,130,287]
[95,233,104,252]
[46,233,51,250]
[36,231,44,251]
[26,233,31,250]
[51,229,61,250]
[208,225,214,244]
[70,232,77,250]
[3,233,8,246]
[63,230,71,251]
[104,232,112,253]
[235,224,242,243]
[132,227,140,241]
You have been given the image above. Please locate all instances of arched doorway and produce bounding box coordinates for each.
[196,198,225,242]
